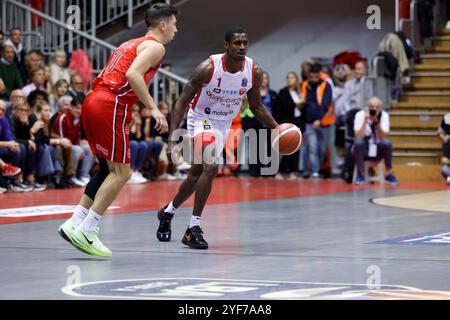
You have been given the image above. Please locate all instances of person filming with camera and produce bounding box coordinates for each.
[352,96,399,185]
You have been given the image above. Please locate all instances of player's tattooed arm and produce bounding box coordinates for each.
[247,63,279,129]
[169,59,213,139]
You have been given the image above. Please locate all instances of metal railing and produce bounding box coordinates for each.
[0,0,188,104]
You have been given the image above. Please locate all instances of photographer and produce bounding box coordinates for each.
[353,96,399,185]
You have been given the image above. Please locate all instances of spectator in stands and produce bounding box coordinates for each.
[332,63,353,171]
[0,31,4,49]
[6,89,26,115]
[275,71,303,179]
[50,50,71,85]
[43,65,54,96]
[258,71,277,177]
[151,101,179,180]
[301,58,315,82]
[22,66,46,97]
[27,89,49,113]
[9,89,26,106]
[240,95,264,177]
[337,60,372,117]
[69,73,86,103]
[127,103,149,184]
[142,106,164,180]
[49,95,74,188]
[33,102,64,186]
[0,78,4,100]
[22,50,43,85]
[332,64,352,124]
[53,98,93,187]
[49,79,69,114]
[0,100,25,189]
[353,96,399,185]
[301,63,333,179]
[9,100,46,191]
[0,44,23,99]
[438,113,450,185]
[4,28,26,66]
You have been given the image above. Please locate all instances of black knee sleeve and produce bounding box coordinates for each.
[84,157,110,200]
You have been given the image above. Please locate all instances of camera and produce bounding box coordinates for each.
[369,109,377,116]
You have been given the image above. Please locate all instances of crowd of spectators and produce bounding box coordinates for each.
[0,27,189,194]
[4,22,450,193]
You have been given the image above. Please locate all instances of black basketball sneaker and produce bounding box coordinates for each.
[181,225,208,249]
[156,205,173,242]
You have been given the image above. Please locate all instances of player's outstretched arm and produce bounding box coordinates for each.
[247,63,279,129]
[169,59,213,138]
[126,40,168,133]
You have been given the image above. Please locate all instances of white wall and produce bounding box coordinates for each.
[110,0,395,90]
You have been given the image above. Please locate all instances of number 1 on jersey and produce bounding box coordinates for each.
[217,77,222,88]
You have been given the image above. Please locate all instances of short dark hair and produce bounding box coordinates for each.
[145,2,178,28]
[27,89,49,107]
[27,49,42,57]
[9,27,22,34]
[309,63,322,74]
[225,26,247,42]
[0,30,4,37]
[71,97,83,107]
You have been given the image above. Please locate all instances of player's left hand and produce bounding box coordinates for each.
[151,108,168,133]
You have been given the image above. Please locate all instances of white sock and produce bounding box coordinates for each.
[82,209,102,231]
[164,201,177,214]
[189,215,201,228]
[71,205,89,227]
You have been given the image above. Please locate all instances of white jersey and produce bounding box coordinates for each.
[188,53,254,122]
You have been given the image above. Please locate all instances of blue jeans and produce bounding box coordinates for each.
[130,140,149,171]
[36,144,62,178]
[146,140,163,162]
[71,144,94,178]
[17,143,36,176]
[303,124,330,174]
[442,165,450,179]
[0,146,21,167]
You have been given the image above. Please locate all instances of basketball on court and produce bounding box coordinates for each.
[271,123,302,155]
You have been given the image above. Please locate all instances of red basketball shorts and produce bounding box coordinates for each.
[82,90,132,164]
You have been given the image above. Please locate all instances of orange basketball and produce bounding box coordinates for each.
[271,123,302,155]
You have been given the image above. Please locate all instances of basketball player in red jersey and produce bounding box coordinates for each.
[58,3,177,258]
[156,27,279,249]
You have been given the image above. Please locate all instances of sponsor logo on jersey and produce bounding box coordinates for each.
[212,110,234,117]
[61,278,450,300]
[242,77,248,87]
[96,144,109,156]
[204,107,211,115]
[206,91,242,106]
[221,89,239,95]
[213,88,221,94]
[239,88,246,96]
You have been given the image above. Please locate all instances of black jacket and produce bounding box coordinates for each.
[275,87,304,129]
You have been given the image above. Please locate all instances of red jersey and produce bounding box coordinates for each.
[92,36,162,105]
[52,111,81,145]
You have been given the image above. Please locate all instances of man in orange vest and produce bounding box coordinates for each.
[301,63,333,178]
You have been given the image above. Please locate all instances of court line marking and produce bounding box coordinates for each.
[2,246,450,263]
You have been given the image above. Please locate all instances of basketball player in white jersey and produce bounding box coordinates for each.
[156,26,279,249]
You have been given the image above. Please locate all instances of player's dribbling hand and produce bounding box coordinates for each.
[151,109,169,133]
